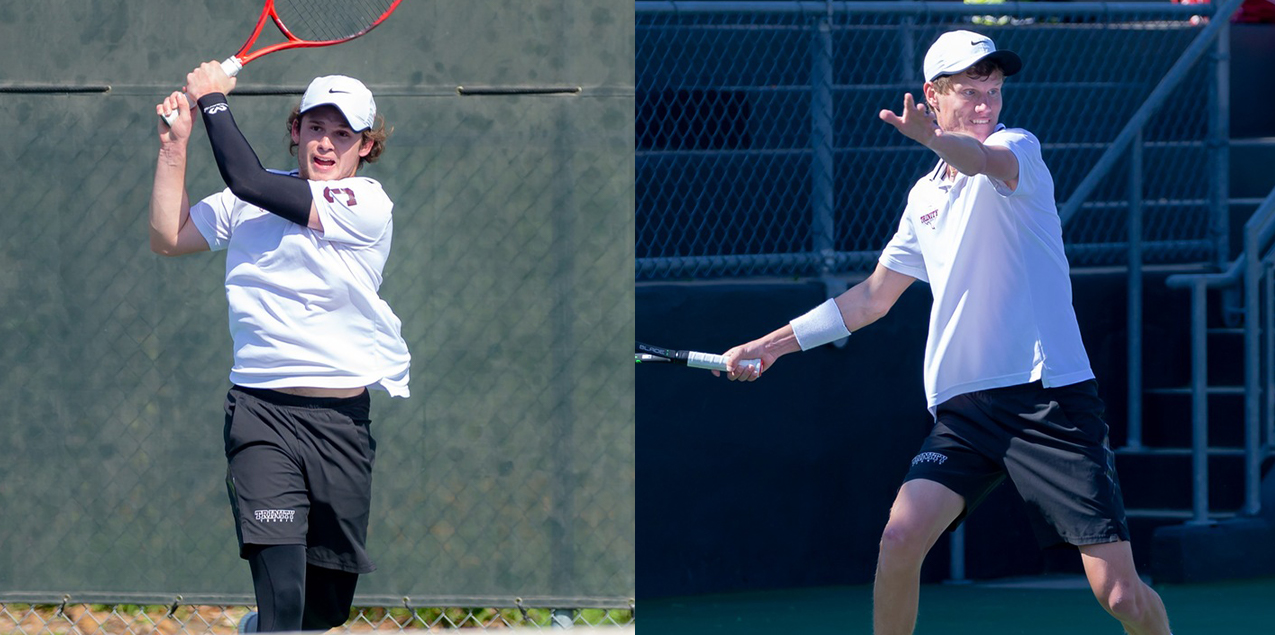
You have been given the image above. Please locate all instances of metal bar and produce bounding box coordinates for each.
[0,591,632,610]
[1266,261,1274,452]
[1211,20,1231,270]
[637,241,1215,280]
[0,84,111,93]
[635,2,1216,17]
[550,105,579,604]
[1213,22,1242,330]
[551,609,575,629]
[1058,0,1248,226]
[814,2,851,349]
[948,524,967,583]
[811,12,835,273]
[637,142,1227,160]
[457,86,582,96]
[1189,278,1211,524]
[1126,132,1144,449]
[100,84,484,97]
[1244,177,1262,515]
[636,250,880,278]
[1156,192,1275,288]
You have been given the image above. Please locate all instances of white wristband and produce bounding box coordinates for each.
[789,298,850,351]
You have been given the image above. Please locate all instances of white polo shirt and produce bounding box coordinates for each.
[189,172,411,397]
[878,126,1093,413]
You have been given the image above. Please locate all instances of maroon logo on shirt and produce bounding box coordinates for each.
[323,187,358,206]
[920,209,939,228]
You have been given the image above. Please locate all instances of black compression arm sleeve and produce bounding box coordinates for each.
[197,93,313,226]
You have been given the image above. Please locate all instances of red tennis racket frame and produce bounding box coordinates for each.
[229,0,404,70]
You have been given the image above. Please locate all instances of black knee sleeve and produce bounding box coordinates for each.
[301,565,360,630]
[245,544,306,632]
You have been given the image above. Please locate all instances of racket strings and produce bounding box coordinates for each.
[274,0,399,42]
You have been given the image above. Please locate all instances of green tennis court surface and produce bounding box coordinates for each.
[644,576,1275,633]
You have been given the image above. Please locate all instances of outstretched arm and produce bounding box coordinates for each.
[716,264,916,381]
[878,91,1019,188]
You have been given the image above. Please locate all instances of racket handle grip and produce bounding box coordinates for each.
[220,56,243,78]
[159,57,242,127]
[687,352,762,373]
[160,95,194,128]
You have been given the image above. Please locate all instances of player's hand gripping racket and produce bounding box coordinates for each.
[635,342,762,373]
[160,0,403,127]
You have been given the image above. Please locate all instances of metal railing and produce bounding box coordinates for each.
[1164,186,1275,523]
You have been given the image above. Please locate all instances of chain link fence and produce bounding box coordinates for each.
[637,1,1225,280]
[0,603,634,634]
[0,0,633,630]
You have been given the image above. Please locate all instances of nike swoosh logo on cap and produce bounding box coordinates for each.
[328,88,350,94]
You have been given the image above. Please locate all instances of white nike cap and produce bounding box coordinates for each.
[923,30,1022,83]
[299,75,376,132]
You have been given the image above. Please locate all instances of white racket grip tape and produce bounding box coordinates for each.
[687,352,762,373]
[160,98,190,127]
[160,57,244,127]
[790,298,851,351]
[220,56,243,78]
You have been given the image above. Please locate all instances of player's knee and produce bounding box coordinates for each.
[877,522,930,566]
[1098,583,1146,625]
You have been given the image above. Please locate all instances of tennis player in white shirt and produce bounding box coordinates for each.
[717,31,1174,635]
[151,63,409,632]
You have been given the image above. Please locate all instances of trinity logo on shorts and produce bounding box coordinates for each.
[203,103,229,115]
[911,451,948,466]
[254,509,297,523]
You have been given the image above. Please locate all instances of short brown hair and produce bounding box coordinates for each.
[930,59,1004,94]
[287,105,391,169]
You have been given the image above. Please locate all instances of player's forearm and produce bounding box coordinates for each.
[757,324,804,359]
[150,144,192,254]
[926,131,989,176]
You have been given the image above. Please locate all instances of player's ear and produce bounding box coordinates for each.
[922,82,939,112]
[358,136,373,158]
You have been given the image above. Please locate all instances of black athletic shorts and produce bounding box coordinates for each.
[223,385,377,573]
[903,379,1130,548]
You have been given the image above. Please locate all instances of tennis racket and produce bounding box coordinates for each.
[635,342,762,373]
[161,0,403,126]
